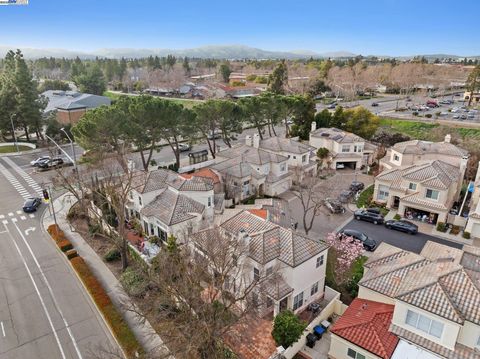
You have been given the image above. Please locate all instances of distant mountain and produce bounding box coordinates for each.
[0,44,478,60]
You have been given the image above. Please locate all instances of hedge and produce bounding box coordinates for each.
[57,239,74,252]
[70,256,143,358]
[66,249,78,260]
[48,224,73,253]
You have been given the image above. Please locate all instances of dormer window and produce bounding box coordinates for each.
[393,154,400,161]
[138,196,142,205]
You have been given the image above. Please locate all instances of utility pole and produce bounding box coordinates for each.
[10,113,19,153]
[49,186,57,226]
[60,128,77,170]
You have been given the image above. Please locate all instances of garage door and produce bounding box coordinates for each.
[472,223,480,238]
[336,161,357,170]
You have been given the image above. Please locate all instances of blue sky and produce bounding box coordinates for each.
[0,0,478,56]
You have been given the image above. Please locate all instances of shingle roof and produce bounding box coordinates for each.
[132,168,213,194]
[180,168,221,184]
[310,127,365,143]
[140,188,204,226]
[42,90,111,113]
[216,144,288,165]
[392,139,468,157]
[331,298,399,359]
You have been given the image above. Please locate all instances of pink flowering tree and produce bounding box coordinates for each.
[324,232,365,287]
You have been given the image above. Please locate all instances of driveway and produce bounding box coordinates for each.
[283,171,374,238]
[341,218,463,254]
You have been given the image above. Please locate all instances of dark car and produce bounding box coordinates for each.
[350,181,365,192]
[338,190,354,203]
[385,219,418,234]
[37,157,65,170]
[22,197,42,213]
[338,229,377,251]
[324,198,346,214]
[354,209,384,224]
[371,102,379,107]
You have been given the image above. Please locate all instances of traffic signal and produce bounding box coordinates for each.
[42,189,50,201]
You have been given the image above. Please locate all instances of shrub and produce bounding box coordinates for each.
[425,114,432,118]
[436,222,447,232]
[393,214,402,220]
[412,111,419,116]
[246,74,257,82]
[57,239,73,252]
[120,267,148,298]
[104,248,121,262]
[272,310,307,348]
[148,236,161,245]
[70,257,143,358]
[66,249,78,260]
[450,225,460,235]
[463,231,471,239]
[149,159,157,166]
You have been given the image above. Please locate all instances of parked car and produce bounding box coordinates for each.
[327,103,337,109]
[336,163,345,169]
[173,143,191,152]
[426,100,439,107]
[30,156,50,167]
[354,209,384,224]
[384,219,418,234]
[350,181,365,192]
[37,157,71,171]
[366,207,382,215]
[207,130,222,140]
[338,229,377,251]
[324,198,346,214]
[460,114,467,120]
[22,197,42,213]
[371,102,379,107]
[338,190,354,203]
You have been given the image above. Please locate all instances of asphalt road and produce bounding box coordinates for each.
[341,218,463,254]
[0,157,118,359]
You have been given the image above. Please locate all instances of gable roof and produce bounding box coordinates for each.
[42,90,111,113]
[310,127,365,143]
[180,168,221,184]
[331,298,399,359]
[259,136,314,155]
[392,139,468,157]
[216,144,288,165]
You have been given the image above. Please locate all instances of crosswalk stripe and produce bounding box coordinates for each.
[20,216,26,220]
[2,157,44,197]
[29,214,35,218]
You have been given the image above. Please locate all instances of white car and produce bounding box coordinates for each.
[173,143,191,152]
[336,163,345,169]
[451,108,459,113]
[30,156,50,166]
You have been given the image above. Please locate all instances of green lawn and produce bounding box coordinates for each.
[0,145,33,153]
[104,91,201,109]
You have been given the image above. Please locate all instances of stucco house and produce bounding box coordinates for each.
[309,125,376,170]
[329,241,480,359]
[125,168,214,242]
[374,136,469,224]
[465,162,480,239]
[190,210,329,317]
[211,135,293,202]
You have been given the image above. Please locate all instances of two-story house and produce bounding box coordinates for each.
[126,168,215,242]
[373,159,465,224]
[211,135,292,202]
[466,162,480,239]
[309,125,376,170]
[379,135,469,171]
[329,241,480,359]
[190,210,329,317]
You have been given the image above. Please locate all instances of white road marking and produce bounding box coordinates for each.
[24,227,36,235]
[0,162,32,200]
[0,215,4,219]
[2,157,44,196]
[2,220,7,225]
[11,218,17,223]
[16,210,22,215]
[29,214,35,218]
[20,216,26,220]
[1,321,5,337]
[3,223,67,359]
[11,221,83,359]
[8,213,13,217]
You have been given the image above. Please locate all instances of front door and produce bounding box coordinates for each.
[279,297,288,312]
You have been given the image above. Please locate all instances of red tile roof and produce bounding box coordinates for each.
[248,209,268,219]
[180,168,220,184]
[331,298,399,359]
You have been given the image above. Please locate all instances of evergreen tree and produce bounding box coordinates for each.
[74,64,106,95]
[268,60,288,94]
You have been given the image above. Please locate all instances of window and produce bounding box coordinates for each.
[280,163,286,172]
[393,154,400,161]
[347,348,366,359]
[354,145,362,153]
[293,292,304,310]
[408,183,417,190]
[341,145,350,153]
[138,196,142,205]
[302,154,307,163]
[426,189,439,200]
[316,255,324,268]
[476,335,480,348]
[266,266,273,276]
[253,267,260,281]
[207,196,212,208]
[311,281,319,296]
[293,156,296,159]
[129,191,133,199]
[405,309,444,338]
[377,185,390,200]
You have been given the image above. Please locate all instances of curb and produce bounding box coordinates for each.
[41,211,129,358]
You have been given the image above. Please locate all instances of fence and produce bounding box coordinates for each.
[280,286,346,359]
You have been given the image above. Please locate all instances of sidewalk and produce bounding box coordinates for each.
[43,193,172,358]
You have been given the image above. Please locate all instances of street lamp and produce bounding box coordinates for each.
[60,127,77,170]
[10,113,19,153]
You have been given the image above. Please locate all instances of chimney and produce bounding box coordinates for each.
[444,134,451,143]
[311,121,317,132]
[253,134,260,149]
[245,135,253,147]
